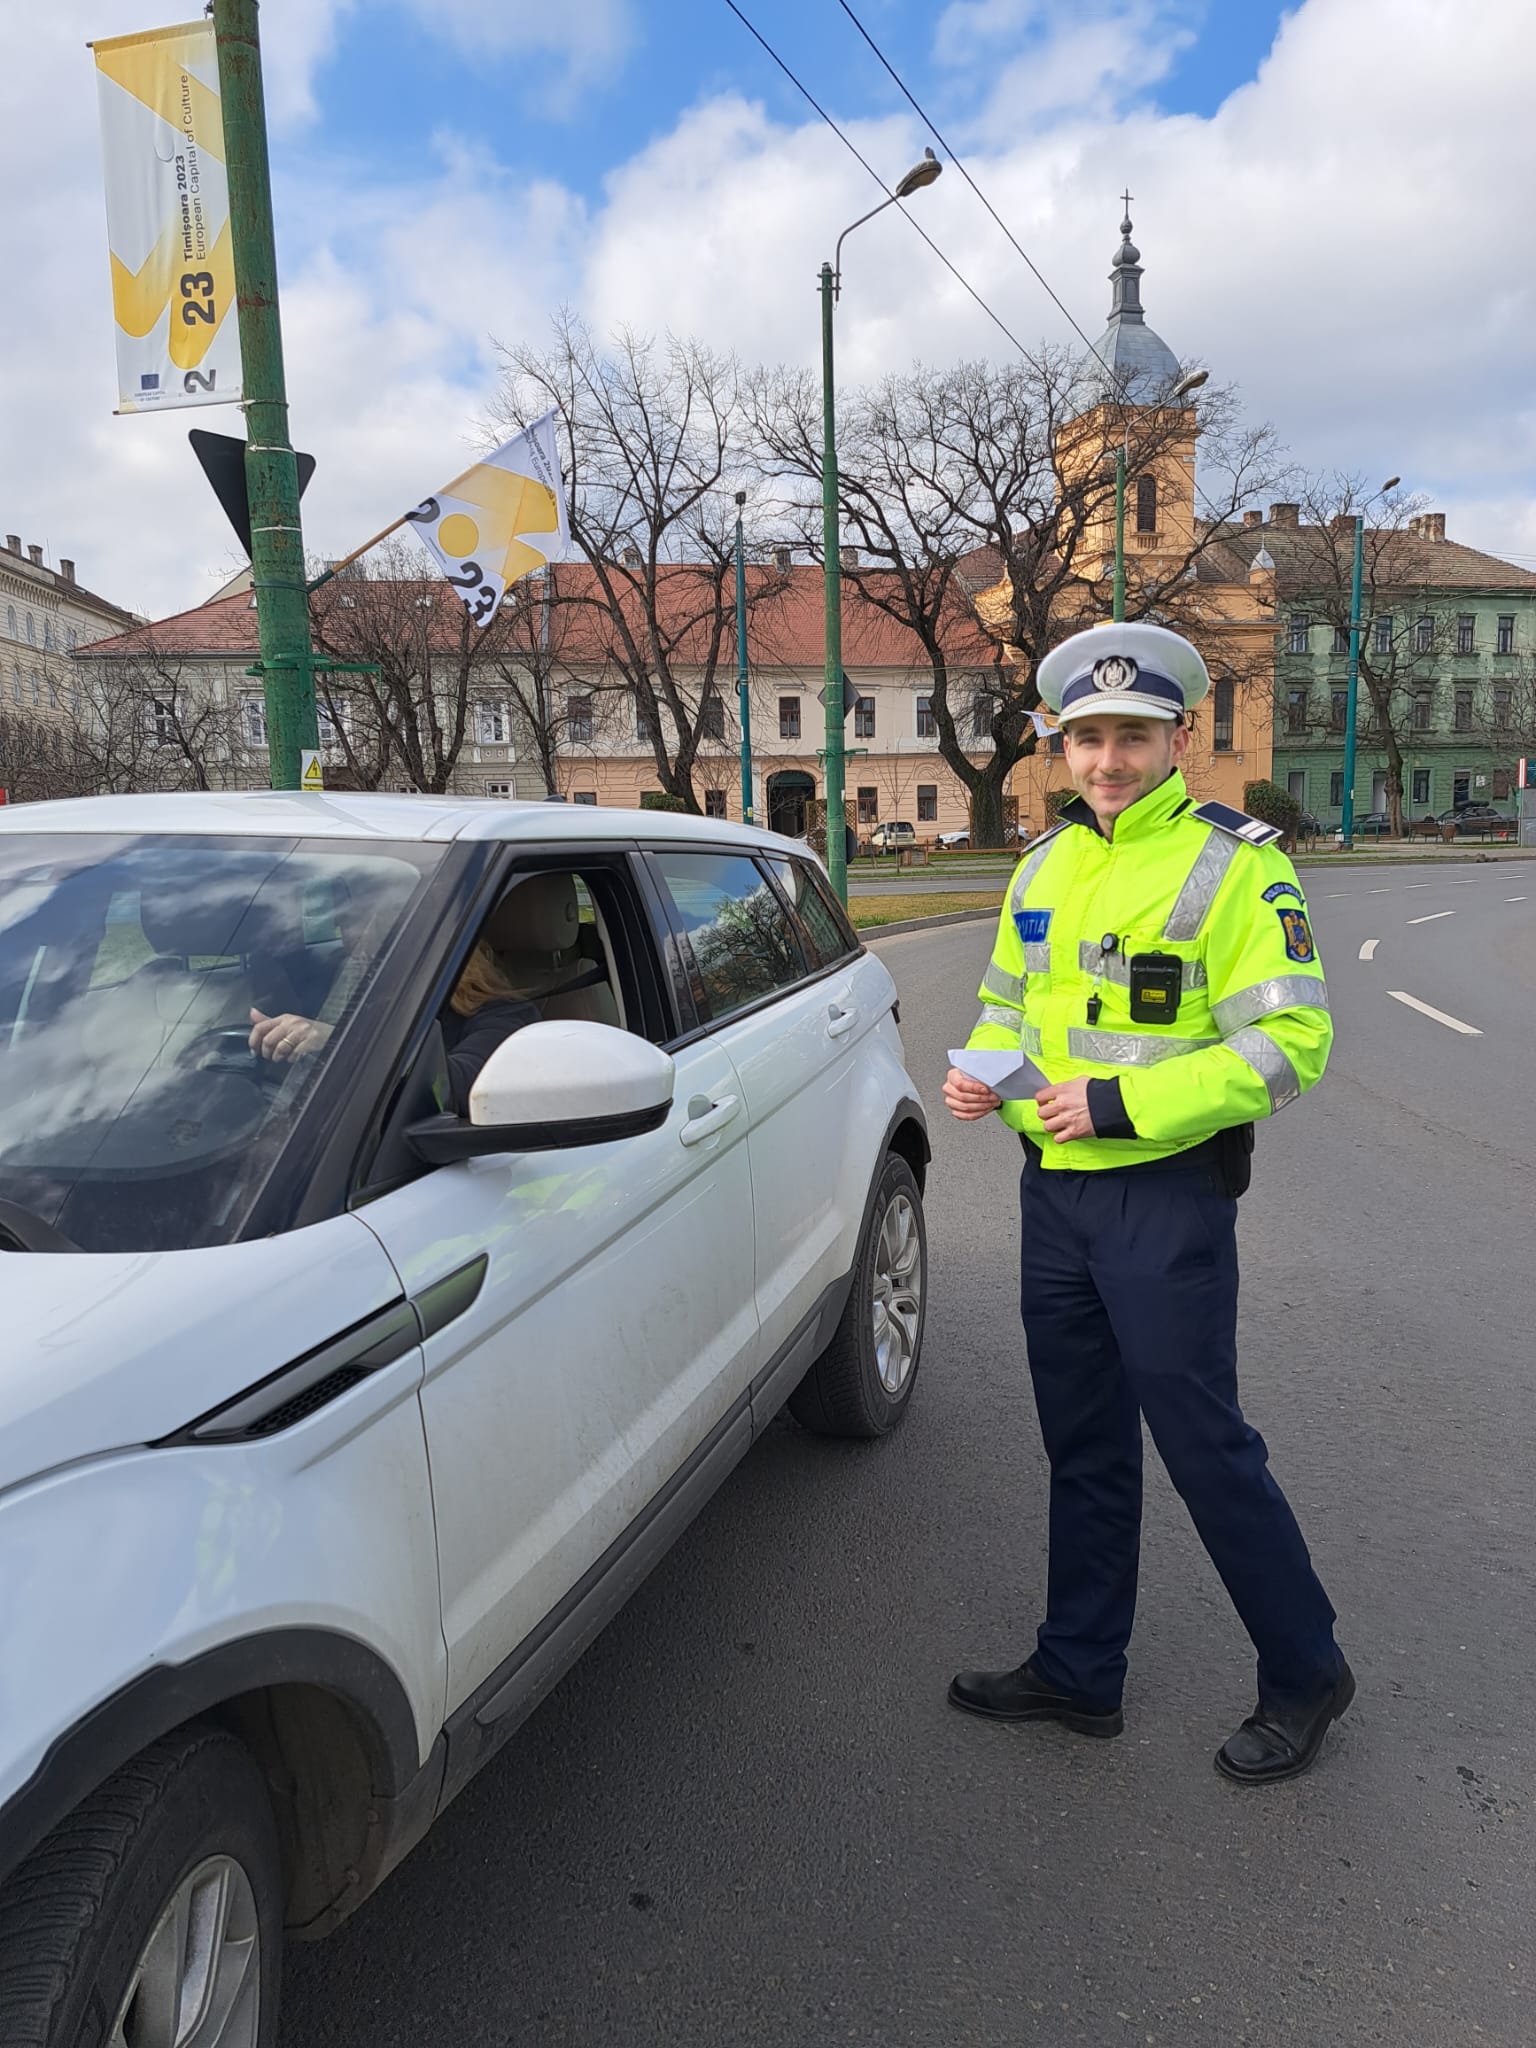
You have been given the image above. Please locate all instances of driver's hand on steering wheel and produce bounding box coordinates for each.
[249,1008,332,1063]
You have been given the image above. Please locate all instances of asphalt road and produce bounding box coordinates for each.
[282,861,1536,2046]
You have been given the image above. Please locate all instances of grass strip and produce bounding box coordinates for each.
[849,890,1005,930]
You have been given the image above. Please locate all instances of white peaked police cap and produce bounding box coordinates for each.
[1038,621,1211,725]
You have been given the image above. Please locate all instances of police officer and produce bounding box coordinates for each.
[943,621,1352,1784]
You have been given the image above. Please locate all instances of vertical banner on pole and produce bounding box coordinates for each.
[91,20,243,413]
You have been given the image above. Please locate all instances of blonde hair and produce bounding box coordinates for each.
[450,939,523,1017]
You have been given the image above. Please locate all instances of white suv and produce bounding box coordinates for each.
[0,792,929,2046]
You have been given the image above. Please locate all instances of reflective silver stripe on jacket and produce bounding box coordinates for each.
[1020,1020,1044,1056]
[980,962,1024,1006]
[1210,975,1330,1037]
[1020,942,1051,974]
[1076,941,1208,991]
[1008,825,1067,918]
[1162,830,1241,941]
[1066,1027,1220,1066]
[1223,1025,1303,1112]
[976,1005,1021,1034]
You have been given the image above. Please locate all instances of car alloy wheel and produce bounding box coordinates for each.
[871,1189,922,1395]
[110,1855,262,2048]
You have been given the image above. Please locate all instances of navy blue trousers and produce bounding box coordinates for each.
[1019,1148,1340,1712]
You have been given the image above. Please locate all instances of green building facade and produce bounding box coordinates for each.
[1223,510,1536,831]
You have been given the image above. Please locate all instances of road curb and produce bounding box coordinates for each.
[1294,849,1536,868]
[858,906,1000,942]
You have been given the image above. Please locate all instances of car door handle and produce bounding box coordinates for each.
[826,1005,858,1039]
[680,1095,740,1146]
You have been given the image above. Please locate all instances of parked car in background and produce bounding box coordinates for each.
[865,821,917,853]
[1438,802,1515,837]
[0,791,930,2047]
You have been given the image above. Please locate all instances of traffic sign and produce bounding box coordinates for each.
[299,750,323,792]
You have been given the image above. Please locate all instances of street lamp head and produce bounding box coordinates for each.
[1381,476,1401,493]
[734,490,747,507]
[894,148,942,199]
[1171,368,1209,402]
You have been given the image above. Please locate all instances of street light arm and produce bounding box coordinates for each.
[833,194,899,297]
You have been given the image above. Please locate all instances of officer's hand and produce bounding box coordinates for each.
[944,1068,1001,1121]
[1035,1076,1096,1144]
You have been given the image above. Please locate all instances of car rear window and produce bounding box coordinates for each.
[766,856,860,968]
[649,850,807,1025]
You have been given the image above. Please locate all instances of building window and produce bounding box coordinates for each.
[1330,771,1344,808]
[1415,615,1434,654]
[704,788,728,819]
[484,782,513,798]
[5,606,13,637]
[700,697,726,742]
[778,696,801,740]
[1287,771,1306,805]
[1329,689,1348,729]
[9,667,18,703]
[1494,687,1513,729]
[71,685,81,717]
[1209,677,1234,751]
[1135,474,1157,534]
[572,790,597,805]
[47,680,59,710]
[43,620,54,652]
[1455,614,1475,655]
[1287,615,1310,655]
[917,783,937,822]
[1285,687,1308,734]
[636,698,656,746]
[1412,693,1432,730]
[66,627,78,652]
[856,786,878,824]
[1412,768,1431,807]
[476,700,509,745]
[971,692,996,741]
[1048,731,1066,755]
[916,695,936,738]
[1454,687,1474,731]
[1374,616,1393,655]
[25,613,34,645]
[1332,624,1351,656]
[31,673,41,707]
[854,695,876,739]
[1496,615,1515,655]
[1492,768,1512,800]
[145,698,174,745]
[567,692,593,743]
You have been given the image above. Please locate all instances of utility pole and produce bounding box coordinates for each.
[1112,443,1127,623]
[819,261,847,901]
[1341,513,1365,849]
[213,0,318,790]
[734,492,754,823]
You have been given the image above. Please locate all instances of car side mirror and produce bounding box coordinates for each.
[406,1020,676,1164]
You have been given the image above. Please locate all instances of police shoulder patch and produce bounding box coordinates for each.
[1190,799,1283,848]
[1262,880,1305,905]
[1277,905,1315,963]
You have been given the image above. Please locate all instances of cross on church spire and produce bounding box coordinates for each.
[1120,188,1134,233]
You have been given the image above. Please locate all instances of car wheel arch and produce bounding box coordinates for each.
[1,1628,425,1932]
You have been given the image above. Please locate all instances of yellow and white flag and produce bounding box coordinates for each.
[91,20,242,413]
[404,412,572,628]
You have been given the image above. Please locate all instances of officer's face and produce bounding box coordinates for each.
[1062,714,1189,824]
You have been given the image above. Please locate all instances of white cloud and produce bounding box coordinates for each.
[396,0,637,109]
[4,0,1534,625]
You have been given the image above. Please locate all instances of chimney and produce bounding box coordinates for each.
[4,535,19,555]
[839,545,859,571]
[773,546,792,572]
[1268,504,1299,531]
[27,544,43,566]
[1242,509,1262,528]
[59,558,76,584]
[621,544,641,568]
[1329,513,1355,535]
[1424,512,1446,542]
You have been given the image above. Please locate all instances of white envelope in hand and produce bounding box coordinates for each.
[947,1045,1049,1102]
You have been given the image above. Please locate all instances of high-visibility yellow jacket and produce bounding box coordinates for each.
[967,770,1331,1169]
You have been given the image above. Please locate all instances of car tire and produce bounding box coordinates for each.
[0,1725,283,2048]
[790,1152,927,1439]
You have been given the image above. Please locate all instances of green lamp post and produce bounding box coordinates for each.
[1340,477,1399,848]
[819,150,943,902]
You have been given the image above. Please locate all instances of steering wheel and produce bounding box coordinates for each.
[182,1026,284,1076]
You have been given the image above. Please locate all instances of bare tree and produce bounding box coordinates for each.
[487,315,789,813]
[69,635,238,794]
[755,352,1286,845]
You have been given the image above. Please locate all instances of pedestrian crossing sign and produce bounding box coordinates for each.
[300,750,323,793]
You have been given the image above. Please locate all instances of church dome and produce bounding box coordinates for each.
[1079,203,1181,404]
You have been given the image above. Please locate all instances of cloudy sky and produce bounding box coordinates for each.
[7,0,1534,618]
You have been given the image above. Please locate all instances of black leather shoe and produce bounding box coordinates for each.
[948,1659,1123,1737]
[1214,1660,1356,1785]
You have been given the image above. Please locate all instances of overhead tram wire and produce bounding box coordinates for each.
[721,0,1032,358]
[834,0,1104,364]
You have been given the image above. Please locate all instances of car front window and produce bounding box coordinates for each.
[0,834,443,1253]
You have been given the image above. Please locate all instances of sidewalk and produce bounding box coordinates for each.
[1294,839,1536,866]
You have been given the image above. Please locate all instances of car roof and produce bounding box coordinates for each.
[0,789,815,859]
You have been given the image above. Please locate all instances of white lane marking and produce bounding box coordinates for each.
[1324,891,1354,898]
[1508,896,1527,902]
[1359,939,1379,960]
[1388,990,1482,1036]
[1407,910,1454,924]
[1404,883,1435,890]
[1369,887,1391,894]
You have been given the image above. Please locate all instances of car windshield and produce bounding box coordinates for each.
[0,834,443,1253]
